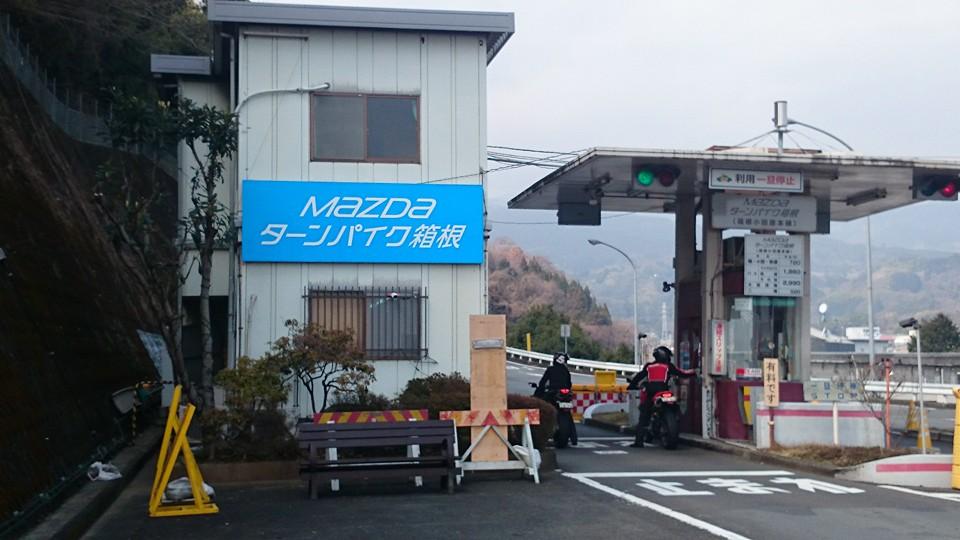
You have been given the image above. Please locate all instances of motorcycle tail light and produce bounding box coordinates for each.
[560,388,571,395]
[661,392,673,398]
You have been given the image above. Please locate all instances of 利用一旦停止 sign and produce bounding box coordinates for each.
[709,168,804,193]
[241,180,483,264]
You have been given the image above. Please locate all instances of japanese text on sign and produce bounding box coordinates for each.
[763,358,780,407]
[241,180,483,264]
[712,194,816,232]
[710,320,726,375]
[709,168,804,193]
[803,381,861,402]
[744,234,804,297]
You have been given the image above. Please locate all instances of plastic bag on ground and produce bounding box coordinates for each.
[511,445,542,469]
[163,476,216,503]
[87,461,122,481]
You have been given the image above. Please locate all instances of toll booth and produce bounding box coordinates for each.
[508,146,960,440]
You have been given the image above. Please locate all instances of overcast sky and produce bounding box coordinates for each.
[269,0,960,202]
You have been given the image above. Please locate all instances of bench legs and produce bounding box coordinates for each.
[327,447,340,492]
[407,443,423,487]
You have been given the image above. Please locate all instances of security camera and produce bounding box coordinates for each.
[662,281,676,293]
[899,317,918,329]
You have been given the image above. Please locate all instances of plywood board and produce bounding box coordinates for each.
[469,315,507,461]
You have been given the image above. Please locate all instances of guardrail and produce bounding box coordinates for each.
[0,13,177,176]
[861,381,957,405]
[505,347,639,376]
[508,347,958,404]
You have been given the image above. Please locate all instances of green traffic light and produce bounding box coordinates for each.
[636,168,655,186]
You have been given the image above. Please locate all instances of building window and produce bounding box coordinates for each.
[306,287,427,360]
[311,94,419,163]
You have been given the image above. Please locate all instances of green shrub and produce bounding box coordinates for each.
[507,394,556,451]
[396,372,471,418]
[325,391,395,412]
[200,356,297,462]
[396,373,557,452]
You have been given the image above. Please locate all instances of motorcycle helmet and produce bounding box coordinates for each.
[652,346,673,363]
[553,352,569,365]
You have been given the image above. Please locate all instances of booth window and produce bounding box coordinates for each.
[306,287,426,360]
[311,94,419,163]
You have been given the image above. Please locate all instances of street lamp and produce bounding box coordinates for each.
[588,239,640,366]
[900,317,927,454]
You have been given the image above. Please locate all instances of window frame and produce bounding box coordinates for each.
[309,92,421,164]
[305,286,428,361]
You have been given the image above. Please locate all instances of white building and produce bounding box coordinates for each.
[152,1,514,411]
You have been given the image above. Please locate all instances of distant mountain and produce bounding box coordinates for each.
[487,196,960,334]
[488,239,633,348]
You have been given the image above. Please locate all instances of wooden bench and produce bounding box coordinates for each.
[297,420,459,498]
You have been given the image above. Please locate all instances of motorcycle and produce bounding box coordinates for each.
[530,382,577,449]
[646,386,681,450]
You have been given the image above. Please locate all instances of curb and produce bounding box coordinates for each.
[22,427,162,540]
[584,418,840,477]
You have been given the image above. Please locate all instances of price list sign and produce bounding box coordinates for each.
[744,234,804,297]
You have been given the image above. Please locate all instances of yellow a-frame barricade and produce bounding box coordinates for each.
[148,385,219,517]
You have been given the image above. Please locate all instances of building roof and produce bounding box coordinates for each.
[207,0,514,64]
[507,147,960,222]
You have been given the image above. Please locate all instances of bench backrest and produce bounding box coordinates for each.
[297,420,456,450]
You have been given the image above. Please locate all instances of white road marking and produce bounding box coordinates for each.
[593,450,629,455]
[572,441,608,449]
[577,470,795,479]
[636,479,714,496]
[564,473,752,540]
[769,478,864,494]
[879,485,960,502]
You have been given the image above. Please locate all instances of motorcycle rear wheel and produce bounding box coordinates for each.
[659,408,680,450]
[555,413,572,449]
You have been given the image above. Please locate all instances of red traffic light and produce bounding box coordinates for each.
[915,174,960,200]
[941,180,957,198]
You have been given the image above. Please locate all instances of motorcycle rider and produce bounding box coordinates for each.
[627,346,695,447]
[536,352,577,446]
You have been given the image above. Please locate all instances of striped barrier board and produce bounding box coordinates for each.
[313,409,429,424]
[572,390,627,422]
[439,408,540,426]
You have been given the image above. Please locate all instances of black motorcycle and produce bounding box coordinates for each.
[647,387,681,450]
[530,382,577,449]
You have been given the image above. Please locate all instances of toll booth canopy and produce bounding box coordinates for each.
[508,147,960,437]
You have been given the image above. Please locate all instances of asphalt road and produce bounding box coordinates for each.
[81,363,959,540]
[555,424,959,540]
[510,361,959,539]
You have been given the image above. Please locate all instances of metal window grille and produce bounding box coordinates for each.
[306,287,427,360]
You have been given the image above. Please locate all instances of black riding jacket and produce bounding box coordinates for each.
[537,364,572,393]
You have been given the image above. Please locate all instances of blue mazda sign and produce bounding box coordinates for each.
[241,180,484,264]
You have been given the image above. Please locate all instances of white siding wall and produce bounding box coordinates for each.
[236,26,488,406]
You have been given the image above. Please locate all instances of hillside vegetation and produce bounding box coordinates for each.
[489,239,634,361]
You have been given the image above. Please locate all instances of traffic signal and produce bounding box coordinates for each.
[913,174,959,201]
[634,164,680,188]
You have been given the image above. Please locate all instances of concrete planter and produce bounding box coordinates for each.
[177,460,299,483]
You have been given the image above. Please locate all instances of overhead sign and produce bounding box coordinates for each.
[241,180,483,264]
[803,380,861,402]
[763,358,780,407]
[712,194,816,232]
[710,320,726,375]
[709,168,804,193]
[744,234,804,297]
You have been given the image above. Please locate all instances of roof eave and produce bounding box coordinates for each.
[208,0,514,64]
